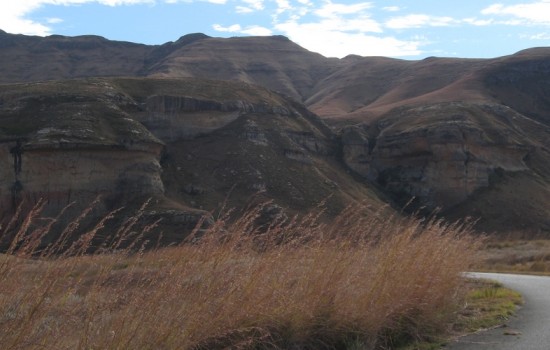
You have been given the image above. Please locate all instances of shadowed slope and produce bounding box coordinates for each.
[0,77,388,245]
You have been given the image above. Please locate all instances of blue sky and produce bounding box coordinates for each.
[1,0,550,59]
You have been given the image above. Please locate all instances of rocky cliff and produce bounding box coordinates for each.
[0,80,193,247]
[0,141,164,213]
[110,78,381,219]
[342,103,533,208]
[0,78,389,247]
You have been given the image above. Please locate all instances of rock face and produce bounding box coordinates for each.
[340,125,372,176]
[136,94,295,142]
[0,77,388,246]
[0,80,177,246]
[145,80,366,218]
[11,147,162,202]
[342,103,533,210]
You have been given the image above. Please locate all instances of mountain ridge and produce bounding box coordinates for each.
[1,31,549,235]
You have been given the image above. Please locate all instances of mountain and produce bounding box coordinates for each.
[0,77,387,247]
[329,48,550,233]
[0,31,549,235]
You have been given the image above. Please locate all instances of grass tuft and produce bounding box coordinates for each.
[0,203,480,349]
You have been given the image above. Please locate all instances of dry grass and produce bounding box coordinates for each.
[0,202,480,350]
[452,279,522,334]
[475,238,550,275]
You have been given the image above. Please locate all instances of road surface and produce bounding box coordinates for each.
[444,272,550,350]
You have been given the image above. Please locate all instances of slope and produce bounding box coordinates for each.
[1,31,549,234]
[0,77,389,248]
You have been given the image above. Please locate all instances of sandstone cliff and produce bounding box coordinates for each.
[342,103,532,207]
[0,78,388,247]
[0,80,195,247]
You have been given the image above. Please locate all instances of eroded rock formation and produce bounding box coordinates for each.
[342,103,533,210]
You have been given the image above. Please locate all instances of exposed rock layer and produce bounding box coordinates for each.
[368,104,531,209]
[0,78,386,245]
[0,32,549,234]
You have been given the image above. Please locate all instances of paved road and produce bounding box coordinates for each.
[444,272,550,350]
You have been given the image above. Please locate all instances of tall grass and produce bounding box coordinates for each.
[0,202,479,349]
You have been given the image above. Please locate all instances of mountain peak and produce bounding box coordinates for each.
[174,33,210,45]
[269,35,290,41]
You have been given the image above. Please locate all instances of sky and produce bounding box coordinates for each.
[1,0,550,59]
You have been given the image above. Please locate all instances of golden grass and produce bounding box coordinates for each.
[0,203,480,349]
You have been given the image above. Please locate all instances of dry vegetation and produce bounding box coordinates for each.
[475,238,550,275]
[452,279,522,335]
[0,202,481,350]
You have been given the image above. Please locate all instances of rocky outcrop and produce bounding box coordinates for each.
[0,82,197,245]
[342,103,533,209]
[0,139,164,218]
[145,95,294,115]
[285,131,332,155]
[134,95,295,142]
[242,120,268,145]
[2,77,383,247]
[340,125,371,176]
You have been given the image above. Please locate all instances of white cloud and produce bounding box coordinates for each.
[462,17,494,26]
[213,23,242,32]
[242,0,263,10]
[275,0,293,14]
[0,0,229,36]
[523,32,550,39]
[46,17,64,24]
[0,18,51,36]
[312,17,381,33]
[0,0,155,35]
[235,0,262,13]
[204,0,227,4]
[300,1,382,33]
[235,6,253,13]
[97,0,154,5]
[275,20,423,57]
[0,2,54,35]
[273,0,314,22]
[482,1,550,25]
[385,14,456,29]
[213,23,272,36]
[382,6,400,12]
[168,0,227,3]
[241,25,272,35]
[314,2,373,18]
[481,4,504,14]
[269,1,424,57]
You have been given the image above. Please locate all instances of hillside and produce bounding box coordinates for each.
[0,31,549,235]
[0,77,388,247]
